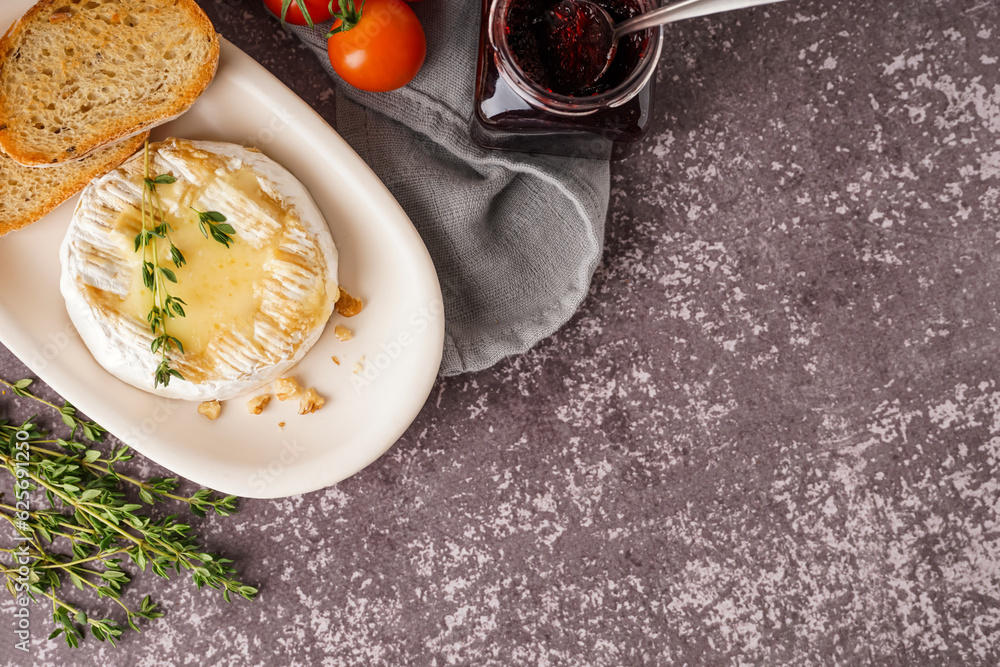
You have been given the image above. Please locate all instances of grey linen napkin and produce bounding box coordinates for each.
[283,1,610,375]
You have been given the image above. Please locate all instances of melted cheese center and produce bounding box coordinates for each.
[113,192,277,358]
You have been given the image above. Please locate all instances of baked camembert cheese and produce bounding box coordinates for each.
[60,138,339,401]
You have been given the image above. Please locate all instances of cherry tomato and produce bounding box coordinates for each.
[262,0,334,26]
[327,0,426,92]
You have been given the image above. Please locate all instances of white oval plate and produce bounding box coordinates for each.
[0,1,444,498]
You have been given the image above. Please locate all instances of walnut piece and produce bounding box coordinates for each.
[299,387,325,415]
[198,400,221,420]
[334,288,364,318]
[247,394,271,415]
[335,325,353,342]
[274,377,303,401]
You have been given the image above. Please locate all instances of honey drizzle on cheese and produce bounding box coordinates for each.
[111,195,271,359]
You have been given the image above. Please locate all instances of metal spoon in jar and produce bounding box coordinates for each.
[539,0,790,91]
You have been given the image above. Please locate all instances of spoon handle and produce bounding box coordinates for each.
[614,0,789,38]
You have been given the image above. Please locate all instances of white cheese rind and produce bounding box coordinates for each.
[60,138,340,401]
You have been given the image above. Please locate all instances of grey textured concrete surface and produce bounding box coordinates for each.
[2,0,1000,664]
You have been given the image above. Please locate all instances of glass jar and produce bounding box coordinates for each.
[471,0,663,160]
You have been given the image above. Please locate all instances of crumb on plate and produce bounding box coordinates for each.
[275,377,303,401]
[299,387,325,415]
[198,400,221,420]
[335,288,364,317]
[335,325,353,342]
[247,394,271,415]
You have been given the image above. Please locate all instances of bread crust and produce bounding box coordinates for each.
[0,132,147,236]
[0,0,219,166]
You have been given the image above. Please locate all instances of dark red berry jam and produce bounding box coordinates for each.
[505,0,649,96]
[471,0,660,160]
[534,0,617,94]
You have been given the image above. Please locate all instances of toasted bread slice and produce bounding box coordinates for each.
[0,132,146,236]
[0,0,218,167]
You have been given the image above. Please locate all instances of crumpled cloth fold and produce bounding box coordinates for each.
[282,1,609,375]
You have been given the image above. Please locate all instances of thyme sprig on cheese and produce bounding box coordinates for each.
[192,207,236,248]
[133,142,234,388]
[135,142,184,388]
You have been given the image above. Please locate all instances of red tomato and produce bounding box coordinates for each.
[262,0,334,26]
[327,0,426,92]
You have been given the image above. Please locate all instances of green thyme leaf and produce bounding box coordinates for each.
[191,208,236,247]
[169,245,186,268]
[158,266,177,283]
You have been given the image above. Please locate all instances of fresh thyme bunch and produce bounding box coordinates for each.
[0,377,257,648]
